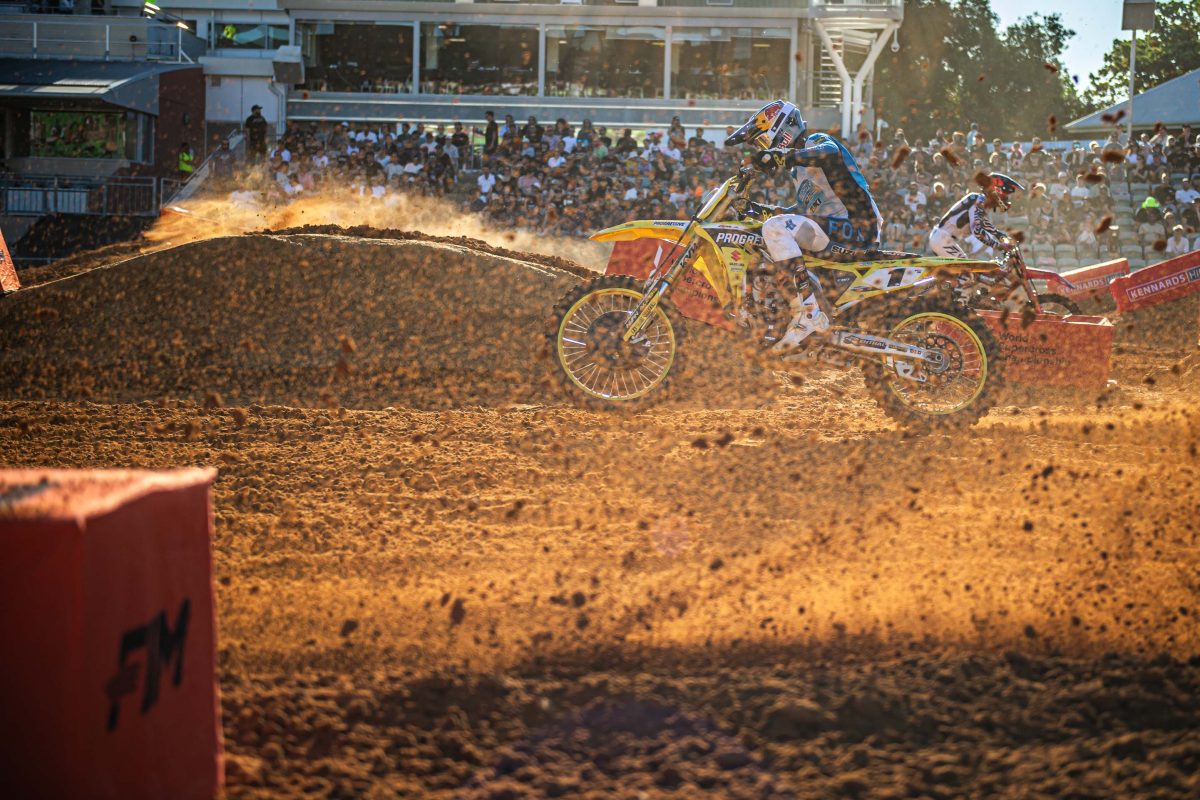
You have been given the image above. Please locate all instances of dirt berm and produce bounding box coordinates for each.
[0,232,769,409]
[1,234,566,408]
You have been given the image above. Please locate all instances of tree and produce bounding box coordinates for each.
[1082,0,1200,110]
[1000,13,1085,138]
[873,0,1084,140]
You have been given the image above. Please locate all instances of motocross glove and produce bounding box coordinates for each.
[752,149,786,174]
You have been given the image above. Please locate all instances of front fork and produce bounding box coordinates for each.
[621,240,697,342]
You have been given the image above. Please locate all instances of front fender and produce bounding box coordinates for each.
[590,219,693,244]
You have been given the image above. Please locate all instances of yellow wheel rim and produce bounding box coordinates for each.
[556,288,677,402]
[883,312,988,416]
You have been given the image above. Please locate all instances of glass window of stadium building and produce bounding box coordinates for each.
[172,0,902,135]
[545,26,666,99]
[297,22,416,93]
[288,17,802,102]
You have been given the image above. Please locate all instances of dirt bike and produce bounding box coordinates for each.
[548,166,1010,428]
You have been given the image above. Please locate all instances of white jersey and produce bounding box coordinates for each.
[933,193,1005,248]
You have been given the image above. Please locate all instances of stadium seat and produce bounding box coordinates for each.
[1057,258,1080,270]
[1054,244,1076,259]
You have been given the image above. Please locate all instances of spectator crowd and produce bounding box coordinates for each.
[218,111,1200,264]
[860,122,1200,263]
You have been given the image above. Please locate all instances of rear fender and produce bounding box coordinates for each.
[1022,266,1075,291]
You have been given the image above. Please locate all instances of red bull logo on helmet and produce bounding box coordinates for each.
[755,101,784,129]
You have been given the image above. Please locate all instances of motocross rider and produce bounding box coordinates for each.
[928,173,1023,258]
[726,100,885,351]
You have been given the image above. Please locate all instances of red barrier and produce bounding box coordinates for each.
[976,311,1114,388]
[1052,258,1129,303]
[607,239,733,329]
[1109,251,1200,313]
[0,468,222,800]
[0,225,18,293]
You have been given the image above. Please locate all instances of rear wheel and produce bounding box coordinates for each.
[863,299,1003,429]
[549,275,685,409]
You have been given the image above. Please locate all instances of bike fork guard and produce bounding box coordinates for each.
[622,240,697,342]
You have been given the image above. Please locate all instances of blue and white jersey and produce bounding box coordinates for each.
[787,133,883,244]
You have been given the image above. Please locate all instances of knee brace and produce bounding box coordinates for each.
[762,215,831,262]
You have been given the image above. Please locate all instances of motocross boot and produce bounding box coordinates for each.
[770,257,829,353]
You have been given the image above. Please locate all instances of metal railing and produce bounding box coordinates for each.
[0,14,206,62]
[811,0,903,8]
[0,134,245,219]
[0,174,169,217]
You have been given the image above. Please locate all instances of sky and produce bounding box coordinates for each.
[988,0,1129,91]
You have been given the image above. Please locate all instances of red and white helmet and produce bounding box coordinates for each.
[989,173,1024,210]
[724,100,807,150]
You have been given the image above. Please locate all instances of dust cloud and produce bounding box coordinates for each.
[146,188,609,269]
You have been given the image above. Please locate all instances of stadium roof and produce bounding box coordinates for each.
[1066,67,1200,134]
[0,59,197,115]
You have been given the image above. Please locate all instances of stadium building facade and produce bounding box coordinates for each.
[127,0,902,134]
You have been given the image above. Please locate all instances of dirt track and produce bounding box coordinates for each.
[2,232,1199,798]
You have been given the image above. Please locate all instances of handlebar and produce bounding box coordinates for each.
[733,165,756,193]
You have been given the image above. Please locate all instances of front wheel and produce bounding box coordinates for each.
[863,299,1003,430]
[549,275,685,409]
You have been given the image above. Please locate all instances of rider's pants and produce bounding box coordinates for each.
[929,228,969,259]
[761,215,831,262]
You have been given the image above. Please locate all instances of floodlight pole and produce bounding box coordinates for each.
[1122,0,1156,146]
[1127,30,1136,145]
